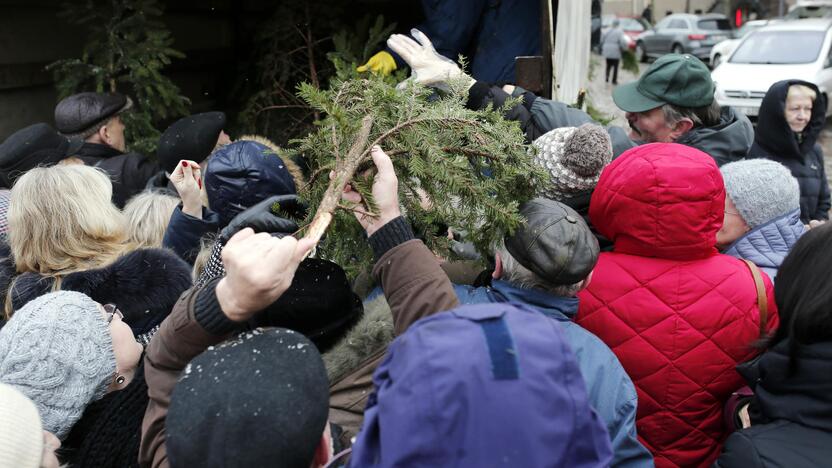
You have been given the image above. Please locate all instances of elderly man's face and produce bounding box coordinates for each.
[625,107,677,143]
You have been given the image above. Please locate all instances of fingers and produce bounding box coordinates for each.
[410,28,435,50]
[370,146,396,180]
[225,227,255,248]
[293,237,318,264]
[387,34,421,61]
[181,160,194,182]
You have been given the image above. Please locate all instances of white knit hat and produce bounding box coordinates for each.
[531,124,613,200]
[0,383,44,468]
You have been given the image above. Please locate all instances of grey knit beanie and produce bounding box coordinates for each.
[721,159,801,228]
[0,291,115,440]
[531,123,613,200]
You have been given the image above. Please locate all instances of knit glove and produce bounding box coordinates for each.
[218,195,307,244]
[387,29,474,89]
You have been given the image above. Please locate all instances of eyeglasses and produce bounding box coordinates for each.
[103,303,123,324]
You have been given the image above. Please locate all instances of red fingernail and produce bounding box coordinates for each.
[182,161,188,167]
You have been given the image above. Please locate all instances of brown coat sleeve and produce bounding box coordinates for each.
[139,281,237,468]
[329,220,459,442]
[373,239,459,335]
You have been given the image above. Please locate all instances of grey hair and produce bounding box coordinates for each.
[496,242,585,297]
[661,99,721,130]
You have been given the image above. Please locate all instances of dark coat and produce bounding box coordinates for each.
[714,340,832,468]
[749,79,831,222]
[162,206,220,264]
[386,0,540,83]
[74,142,161,208]
[62,360,148,468]
[466,82,755,165]
[7,248,192,337]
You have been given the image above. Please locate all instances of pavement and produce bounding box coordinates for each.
[586,53,832,184]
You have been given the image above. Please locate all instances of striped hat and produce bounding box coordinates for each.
[531,124,613,200]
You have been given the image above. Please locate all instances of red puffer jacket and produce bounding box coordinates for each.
[577,143,778,468]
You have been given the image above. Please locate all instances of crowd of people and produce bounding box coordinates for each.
[0,25,829,468]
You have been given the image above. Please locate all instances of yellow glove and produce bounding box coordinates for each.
[357,51,397,75]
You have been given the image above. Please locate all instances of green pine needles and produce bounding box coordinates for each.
[292,76,550,276]
[47,0,189,154]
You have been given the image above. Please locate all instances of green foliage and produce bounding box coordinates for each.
[292,77,550,276]
[238,8,406,145]
[327,15,408,85]
[621,50,640,75]
[47,0,189,154]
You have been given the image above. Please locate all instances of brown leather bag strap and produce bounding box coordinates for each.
[742,259,768,338]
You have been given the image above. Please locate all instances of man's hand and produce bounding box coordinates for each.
[218,195,306,244]
[341,146,401,236]
[169,160,204,219]
[357,51,397,76]
[807,219,826,230]
[387,29,465,86]
[215,228,317,322]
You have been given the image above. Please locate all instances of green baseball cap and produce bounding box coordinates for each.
[613,54,715,113]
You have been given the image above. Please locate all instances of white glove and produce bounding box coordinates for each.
[387,29,468,87]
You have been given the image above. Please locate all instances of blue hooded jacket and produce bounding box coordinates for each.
[454,280,653,468]
[349,302,612,467]
[723,209,805,282]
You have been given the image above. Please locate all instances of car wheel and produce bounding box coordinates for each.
[672,44,684,55]
[712,54,722,68]
[636,43,647,63]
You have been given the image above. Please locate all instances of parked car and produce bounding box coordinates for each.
[786,0,832,19]
[710,19,773,68]
[600,15,652,50]
[635,13,734,63]
[711,19,832,118]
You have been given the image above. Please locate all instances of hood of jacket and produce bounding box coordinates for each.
[9,248,192,335]
[590,143,724,260]
[323,294,394,384]
[753,80,826,161]
[739,340,832,432]
[723,209,805,280]
[456,280,579,322]
[675,106,754,166]
[205,135,305,227]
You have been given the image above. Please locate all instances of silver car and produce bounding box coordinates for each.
[635,13,734,63]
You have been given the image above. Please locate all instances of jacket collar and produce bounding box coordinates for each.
[76,142,124,160]
[723,210,805,270]
[490,280,578,321]
[740,340,832,431]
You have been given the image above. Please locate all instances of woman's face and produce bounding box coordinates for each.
[40,430,60,468]
[716,195,751,250]
[784,93,813,133]
[98,304,142,373]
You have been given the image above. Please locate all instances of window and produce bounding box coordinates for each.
[730,31,826,65]
[655,17,671,30]
[669,19,688,30]
[620,17,646,32]
[698,19,732,31]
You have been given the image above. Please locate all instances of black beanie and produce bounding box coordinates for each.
[166,328,329,468]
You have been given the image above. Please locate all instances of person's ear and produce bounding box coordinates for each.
[577,270,594,292]
[493,251,503,279]
[97,123,110,143]
[311,431,331,468]
[669,118,694,139]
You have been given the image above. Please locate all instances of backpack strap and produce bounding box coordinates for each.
[741,259,768,338]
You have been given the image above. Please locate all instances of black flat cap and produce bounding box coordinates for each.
[157,112,226,173]
[167,328,329,468]
[505,198,600,285]
[54,92,133,137]
[0,123,83,187]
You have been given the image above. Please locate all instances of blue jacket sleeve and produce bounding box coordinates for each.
[386,0,489,66]
[163,206,221,264]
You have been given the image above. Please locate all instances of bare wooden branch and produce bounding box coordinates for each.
[305,115,375,244]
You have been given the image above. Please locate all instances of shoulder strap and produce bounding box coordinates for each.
[741,259,768,338]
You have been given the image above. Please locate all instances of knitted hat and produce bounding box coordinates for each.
[531,124,613,200]
[0,291,115,439]
[167,328,329,468]
[720,159,800,228]
[0,383,44,468]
